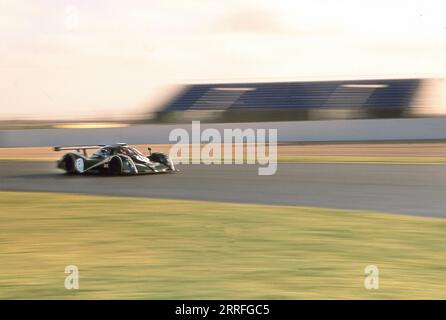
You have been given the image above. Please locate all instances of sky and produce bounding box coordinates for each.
[1,0,445,120]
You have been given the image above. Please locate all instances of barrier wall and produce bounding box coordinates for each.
[1,118,445,147]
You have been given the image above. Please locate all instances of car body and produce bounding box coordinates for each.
[55,143,177,175]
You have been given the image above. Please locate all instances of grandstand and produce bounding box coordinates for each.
[155,78,427,123]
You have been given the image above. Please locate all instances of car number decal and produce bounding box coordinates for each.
[75,158,84,172]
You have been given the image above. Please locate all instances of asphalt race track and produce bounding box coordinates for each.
[1,161,445,217]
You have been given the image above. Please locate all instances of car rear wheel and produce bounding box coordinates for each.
[64,155,76,174]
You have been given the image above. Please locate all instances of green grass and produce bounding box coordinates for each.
[0,191,445,299]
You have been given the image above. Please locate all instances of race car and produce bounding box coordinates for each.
[55,143,177,175]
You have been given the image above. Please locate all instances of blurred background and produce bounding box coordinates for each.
[1,0,446,127]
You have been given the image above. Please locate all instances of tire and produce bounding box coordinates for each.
[64,155,85,174]
[109,156,123,175]
[149,152,169,166]
[64,155,76,174]
[149,152,175,171]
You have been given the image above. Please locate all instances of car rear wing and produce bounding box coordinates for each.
[54,145,105,151]
[54,145,105,156]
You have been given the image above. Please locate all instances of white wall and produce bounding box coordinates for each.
[1,118,446,147]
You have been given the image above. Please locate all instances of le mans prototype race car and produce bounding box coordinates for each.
[55,143,177,175]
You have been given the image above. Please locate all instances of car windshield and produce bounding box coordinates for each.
[93,147,111,157]
[120,147,145,158]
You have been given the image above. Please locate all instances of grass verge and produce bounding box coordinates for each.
[0,191,445,299]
